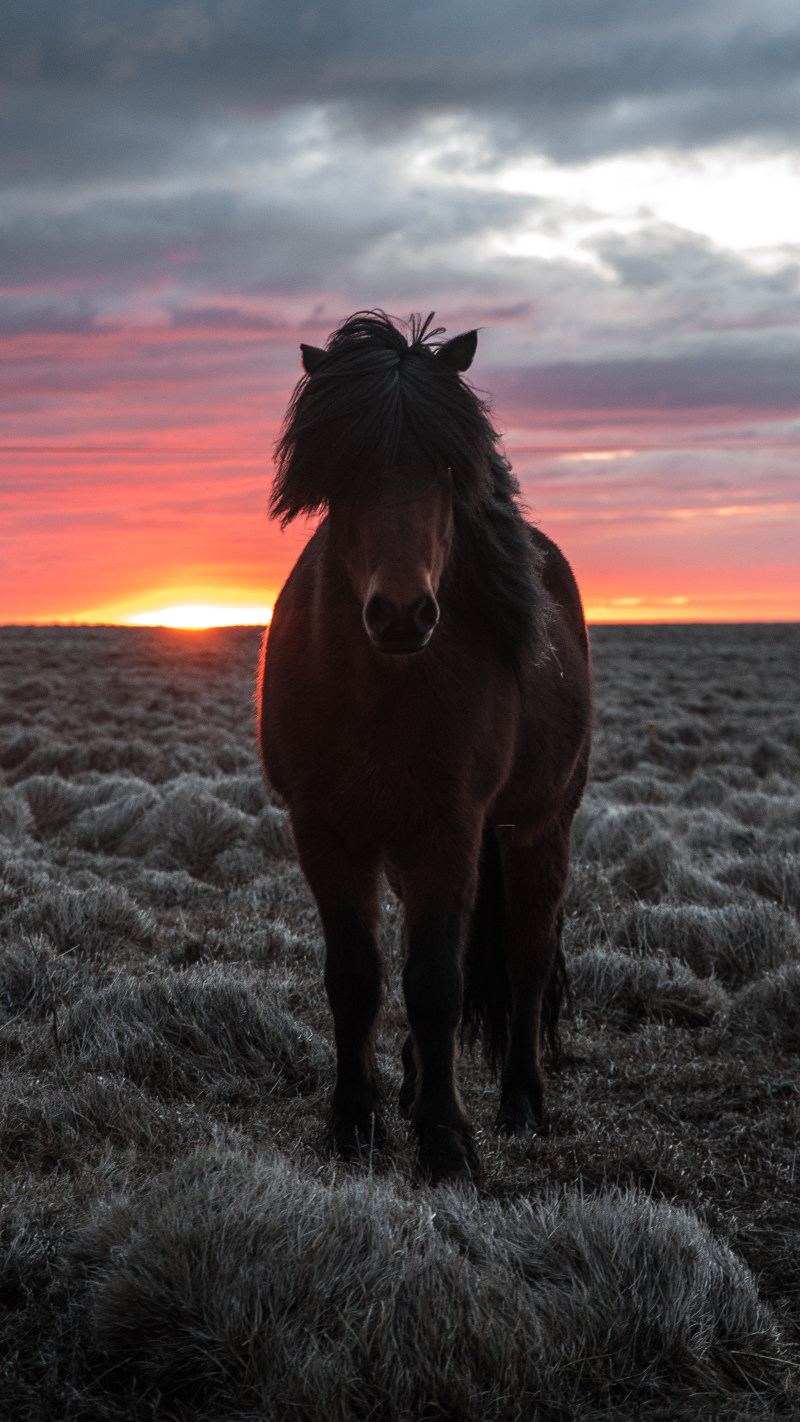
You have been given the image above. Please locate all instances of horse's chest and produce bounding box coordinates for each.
[264,609,514,825]
[323,677,511,826]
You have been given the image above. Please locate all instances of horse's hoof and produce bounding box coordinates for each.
[416,1124,479,1186]
[325,1111,386,1160]
[494,1094,548,1136]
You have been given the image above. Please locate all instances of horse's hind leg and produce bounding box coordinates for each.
[496,829,570,1134]
[291,821,384,1157]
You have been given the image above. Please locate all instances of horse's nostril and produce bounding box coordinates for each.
[364,593,396,637]
[412,593,439,635]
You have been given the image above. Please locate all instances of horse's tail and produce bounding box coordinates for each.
[462,830,568,1071]
[462,827,510,1072]
[542,906,570,1067]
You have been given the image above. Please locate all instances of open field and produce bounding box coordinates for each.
[1,621,798,1421]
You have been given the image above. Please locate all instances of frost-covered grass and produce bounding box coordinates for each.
[0,622,798,1421]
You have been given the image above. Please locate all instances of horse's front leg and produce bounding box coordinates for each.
[291,818,384,1157]
[397,830,482,1184]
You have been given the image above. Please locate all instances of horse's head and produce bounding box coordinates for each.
[332,472,454,655]
[273,314,485,655]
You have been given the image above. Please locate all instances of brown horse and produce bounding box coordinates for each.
[259,311,591,1183]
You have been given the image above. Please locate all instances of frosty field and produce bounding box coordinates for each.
[1,622,798,1421]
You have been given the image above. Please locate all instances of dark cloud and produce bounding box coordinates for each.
[169,305,285,332]
[3,1,800,180]
[0,172,540,295]
[492,345,800,414]
[592,226,800,297]
[3,0,799,467]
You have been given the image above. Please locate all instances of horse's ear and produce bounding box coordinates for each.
[300,343,327,373]
[436,330,477,372]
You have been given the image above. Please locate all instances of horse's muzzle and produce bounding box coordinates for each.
[363,591,439,655]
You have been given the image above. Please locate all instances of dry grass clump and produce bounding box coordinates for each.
[718,852,800,915]
[0,727,43,771]
[750,737,796,778]
[0,936,91,1019]
[666,860,735,909]
[252,803,293,857]
[8,882,154,958]
[215,742,260,774]
[210,841,272,887]
[0,786,34,842]
[127,775,252,875]
[614,829,680,900]
[568,948,727,1028]
[212,772,269,815]
[73,1151,786,1420]
[721,966,800,1053]
[18,774,88,836]
[678,771,729,807]
[0,1177,78,1420]
[619,902,800,988]
[728,791,782,827]
[191,908,315,967]
[0,1072,208,1170]
[120,864,221,909]
[603,772,676,805]
[62,965,331,1094]
[563,860,619,936]
[572,801,662,865]
[71,783,159,853]
[0,853,52,904]
[680,807,760,858]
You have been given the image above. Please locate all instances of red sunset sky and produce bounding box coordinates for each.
[2,3,799,625]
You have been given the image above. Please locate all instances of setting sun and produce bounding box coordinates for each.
[124,603,273,630]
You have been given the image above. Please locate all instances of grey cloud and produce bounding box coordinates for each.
[491,345,800,414]
[169,306,286,331]
[3,0,800,180]
[0,173,540,296]
[584,228,800,356]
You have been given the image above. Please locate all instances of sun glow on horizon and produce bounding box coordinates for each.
[123,602,272,629]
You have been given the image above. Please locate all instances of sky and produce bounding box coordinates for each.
[2,0,799,625]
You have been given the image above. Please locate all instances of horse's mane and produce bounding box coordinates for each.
[271,310,550,670]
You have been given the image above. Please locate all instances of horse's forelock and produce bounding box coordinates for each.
[271,310,501,526]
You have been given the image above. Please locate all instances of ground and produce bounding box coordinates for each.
[0,622,798,1420]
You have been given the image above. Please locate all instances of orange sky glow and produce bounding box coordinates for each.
[3,321,797,627]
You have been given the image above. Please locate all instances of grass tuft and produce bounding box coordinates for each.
[722,965,800,1052]
[618,901,800,988]
[128,776,252,875]
[9,882,154,958]
[0,787,35,843]
[569,947,727,1028]
[0,936,91,1018]
[70,1153,786,1419]
[18,775,87,836]
[62,966,331,1093]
